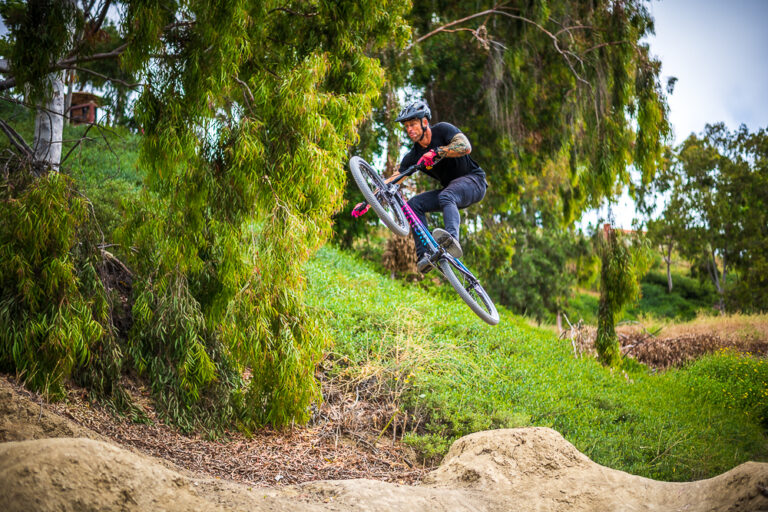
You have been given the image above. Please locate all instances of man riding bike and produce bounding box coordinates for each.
[394,100,488,273]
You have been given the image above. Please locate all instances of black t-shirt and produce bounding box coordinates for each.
[399,122,486,188]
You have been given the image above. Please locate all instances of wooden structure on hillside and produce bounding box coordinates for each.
[68,92,101,124]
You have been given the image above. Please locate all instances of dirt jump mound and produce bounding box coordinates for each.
[2,427,767,511]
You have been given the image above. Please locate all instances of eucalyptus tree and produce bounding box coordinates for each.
[0,0,409,429]
[394,0,670,319]
[653,124,768,312]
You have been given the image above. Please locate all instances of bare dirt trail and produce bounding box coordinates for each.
[1,377,767,512]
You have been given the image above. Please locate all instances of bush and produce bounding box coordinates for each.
[0,172,112,398]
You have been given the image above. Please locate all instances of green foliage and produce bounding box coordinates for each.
[624,271,717,321]
[402,432,452,465]
[0,171,108,397]
[1,0,411,431]
[595,228,651,366]
[409,0,668,218]
[112,0,411,430]
[465,217,590,323]
[0,102,138,406]
[0,0,80,102]
[565,267,718,324]
[310,246,767,482]
[643,124,768,312]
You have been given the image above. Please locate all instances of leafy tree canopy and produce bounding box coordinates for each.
[0,0,410,429]
[643,123,768,313]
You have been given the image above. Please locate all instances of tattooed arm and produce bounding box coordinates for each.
[436,133,471,158]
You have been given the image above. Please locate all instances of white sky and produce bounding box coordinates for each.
[584,0,768,229]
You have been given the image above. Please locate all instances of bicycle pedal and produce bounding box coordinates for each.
[416,256,434,274]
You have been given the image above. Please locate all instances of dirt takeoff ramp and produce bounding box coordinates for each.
[1,428,766,512]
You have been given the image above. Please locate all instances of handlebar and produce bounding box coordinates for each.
[388,153,444,185]
[352,155,443,216]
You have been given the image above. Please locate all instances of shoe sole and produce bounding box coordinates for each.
[432,228,463,259]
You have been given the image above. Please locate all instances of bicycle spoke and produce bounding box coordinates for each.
[438,257,499,325]
[349,156,410,237]
[361,165,406,229]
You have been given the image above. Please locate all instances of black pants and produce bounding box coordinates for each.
[407,174,487,258]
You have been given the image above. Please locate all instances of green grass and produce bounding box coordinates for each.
[0,104,143,236]
[564,268,718,325]
[307,246,768,482]
[62,123,143,235]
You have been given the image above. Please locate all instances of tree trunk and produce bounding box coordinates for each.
[664,242,673,293]
[64,70,74,125]
[33,75,65,170]
[707,247,725,312]
[381,87,417,276]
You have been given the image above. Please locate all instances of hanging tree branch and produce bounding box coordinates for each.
[0,118,33,157]
[64,66,143,89]
[59,41,130,67]
[405,3,617,90]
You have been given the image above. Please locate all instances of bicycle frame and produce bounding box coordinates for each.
[386,167,476,280]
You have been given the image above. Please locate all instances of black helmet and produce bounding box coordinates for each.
[395,100,431,123]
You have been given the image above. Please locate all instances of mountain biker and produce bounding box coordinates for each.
[395,100,488,273]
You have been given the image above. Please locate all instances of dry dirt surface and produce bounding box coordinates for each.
[2,379,768,511]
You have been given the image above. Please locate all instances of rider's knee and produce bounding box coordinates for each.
[437,190,458,208]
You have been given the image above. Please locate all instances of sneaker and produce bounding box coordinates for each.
[433,228,463,258]
[416,255,433,274]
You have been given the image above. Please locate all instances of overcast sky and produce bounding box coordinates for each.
[586,0,768,228]
[648,0,768,143]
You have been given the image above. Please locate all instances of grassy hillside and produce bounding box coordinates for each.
[565,268,718,325]
[307,246,768,482]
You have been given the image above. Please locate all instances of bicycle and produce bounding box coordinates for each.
[348,156,500,326]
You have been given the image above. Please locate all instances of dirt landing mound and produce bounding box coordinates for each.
[426,428,768,511]
[2,429,767,512]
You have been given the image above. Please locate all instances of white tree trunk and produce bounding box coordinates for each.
[664,243,673,293]
[33,75,65,170]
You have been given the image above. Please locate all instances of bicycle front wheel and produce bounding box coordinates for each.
[349,156,409,237]
[438,258,499,325]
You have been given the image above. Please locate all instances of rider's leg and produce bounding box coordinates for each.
[437,174,487,240]
[407,190,442,259]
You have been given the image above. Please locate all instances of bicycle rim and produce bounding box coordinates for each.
[438,258,499,325]
[349,156,409,237]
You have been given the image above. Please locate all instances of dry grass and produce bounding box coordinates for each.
[562,313,768,370]
[644,313,768,344]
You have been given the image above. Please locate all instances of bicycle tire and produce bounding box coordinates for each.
[438,258,499,325]
[349,156,409,237]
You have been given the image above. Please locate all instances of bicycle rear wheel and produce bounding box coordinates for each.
[349,156,409,237]
[438,258,499,325]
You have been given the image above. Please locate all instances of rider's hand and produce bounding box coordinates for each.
[351,202,371,218]
[417,149,438,169]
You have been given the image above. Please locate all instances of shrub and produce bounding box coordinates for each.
[0,171,111,397]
